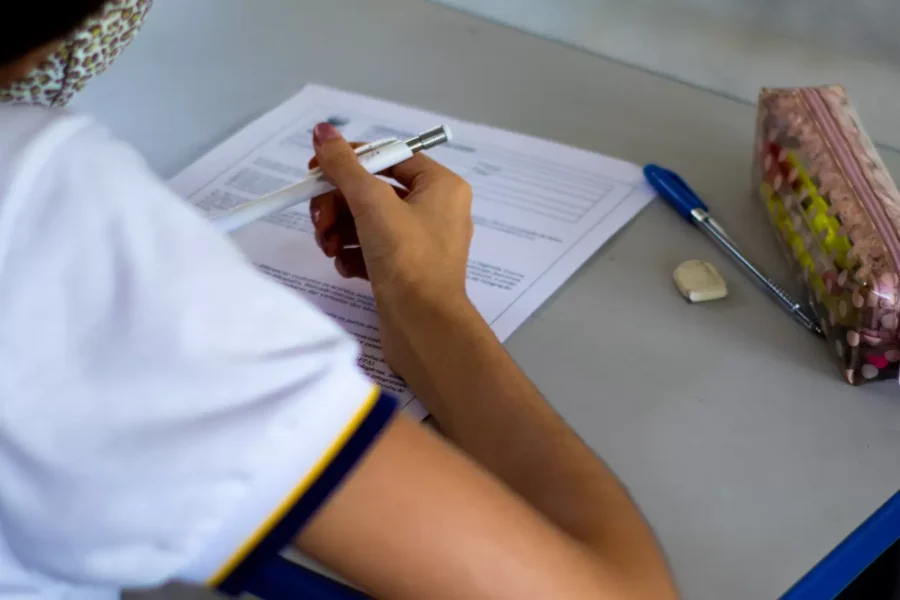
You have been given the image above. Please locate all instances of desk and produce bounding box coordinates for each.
[87,1,900,599]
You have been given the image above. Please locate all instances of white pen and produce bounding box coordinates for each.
[213,125,453,233]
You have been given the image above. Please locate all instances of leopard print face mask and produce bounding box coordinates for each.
[0,0,153,107]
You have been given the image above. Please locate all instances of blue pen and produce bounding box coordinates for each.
[644,164,824,339]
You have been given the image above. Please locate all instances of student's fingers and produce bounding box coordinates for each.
[335,248,369,280]
[310,148,411,188]
[320,184,402,255]
[382,183,409,201]
[385,153,458,190]
[321,220,360,258]
[310,191,348,235]
[311,185,409,239]
[308,142,366,170]
[308,129,453,197]
[310,192,352,258]
[313,123,395,213]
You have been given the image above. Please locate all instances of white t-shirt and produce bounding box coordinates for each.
[0,105,395,598]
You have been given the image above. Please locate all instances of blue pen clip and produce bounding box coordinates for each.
[643,164,709,225]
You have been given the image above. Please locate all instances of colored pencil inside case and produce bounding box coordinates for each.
[754,85,900,385]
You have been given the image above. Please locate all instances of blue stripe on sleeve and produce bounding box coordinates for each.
[217,392,398,597]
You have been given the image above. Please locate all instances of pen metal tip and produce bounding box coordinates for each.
[406,125,452,152]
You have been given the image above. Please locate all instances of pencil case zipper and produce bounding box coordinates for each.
[800,88,900,272]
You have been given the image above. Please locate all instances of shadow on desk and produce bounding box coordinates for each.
[835,538,900,600]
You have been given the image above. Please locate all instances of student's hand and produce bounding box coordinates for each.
[309,123,476,372]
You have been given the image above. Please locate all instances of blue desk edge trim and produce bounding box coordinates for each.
[780,489,900,600]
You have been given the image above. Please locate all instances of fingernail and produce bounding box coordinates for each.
[311,208,321,225]
[324,234,338,257]
[315,231,324,251]
[335,259,347,277]
[313,122,342,145]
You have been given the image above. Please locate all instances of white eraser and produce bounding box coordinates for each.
[442,125,453,142]
[674,260,728,303]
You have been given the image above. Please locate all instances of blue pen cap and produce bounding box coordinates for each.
[643,164,709,225]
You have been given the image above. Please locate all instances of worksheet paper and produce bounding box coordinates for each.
[170,84,655,416]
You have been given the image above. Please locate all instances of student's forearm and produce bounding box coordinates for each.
[390,297,677,597]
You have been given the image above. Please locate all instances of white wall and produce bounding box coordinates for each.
[670,0,900,61]
[431,0,900,151]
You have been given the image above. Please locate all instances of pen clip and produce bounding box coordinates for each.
[306,138,399,179]
[354,137,401,157]
[644,164,709,225]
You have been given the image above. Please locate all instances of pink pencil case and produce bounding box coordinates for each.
[753,85,900,385]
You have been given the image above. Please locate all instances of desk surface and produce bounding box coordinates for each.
[80,1,900,598]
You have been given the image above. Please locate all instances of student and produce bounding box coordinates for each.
[0,3,680,599]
